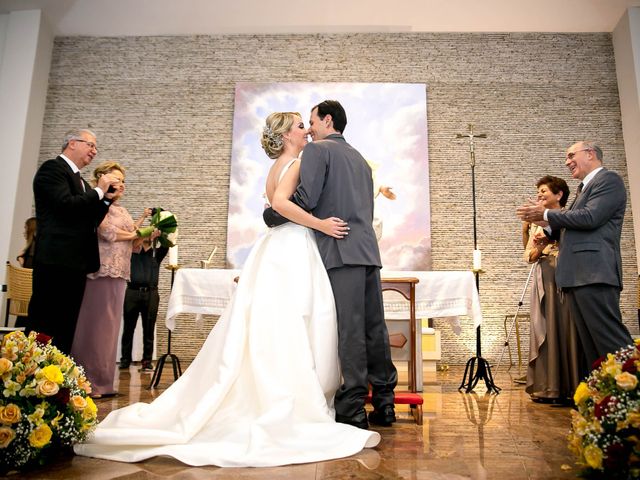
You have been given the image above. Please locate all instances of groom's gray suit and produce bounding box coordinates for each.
[264,133,397,418]
[547,168,632,373]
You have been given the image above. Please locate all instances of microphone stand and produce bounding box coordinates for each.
[455,124,500,394]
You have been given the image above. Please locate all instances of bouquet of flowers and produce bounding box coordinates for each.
[0,331,97,473]
[568,340,640,479]
[137,208,178,248]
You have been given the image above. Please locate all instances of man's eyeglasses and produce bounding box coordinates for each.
[566,148,591,160]
[74,139,98,152]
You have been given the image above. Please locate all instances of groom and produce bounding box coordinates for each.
[263,100,397,429]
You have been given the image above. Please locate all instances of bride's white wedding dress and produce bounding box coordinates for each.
[74,159,380,467]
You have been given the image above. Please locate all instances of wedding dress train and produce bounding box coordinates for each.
[75,204,379,467]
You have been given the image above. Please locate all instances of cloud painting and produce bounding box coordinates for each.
[227,82,431,271]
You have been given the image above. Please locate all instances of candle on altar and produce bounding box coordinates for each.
[473,249,482,271]
[169,245,178,266]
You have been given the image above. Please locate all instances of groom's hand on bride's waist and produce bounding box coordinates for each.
[263,206,290,228]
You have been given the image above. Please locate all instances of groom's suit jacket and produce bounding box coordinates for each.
[547,168,626,290]
[33,156,110,273]
[264,134,381,270]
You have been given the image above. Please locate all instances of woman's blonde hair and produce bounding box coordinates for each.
[92,161,125,186]
[260,112,300,159]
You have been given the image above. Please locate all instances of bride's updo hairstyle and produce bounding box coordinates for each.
[260,112,300,159]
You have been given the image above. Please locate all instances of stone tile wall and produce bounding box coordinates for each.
[40,33,637,365]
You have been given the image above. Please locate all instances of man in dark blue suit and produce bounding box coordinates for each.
[517,141,633,376]
[27,128,119,353]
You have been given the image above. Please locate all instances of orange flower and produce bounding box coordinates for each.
[0,426,16,448]
[0,404,21,424]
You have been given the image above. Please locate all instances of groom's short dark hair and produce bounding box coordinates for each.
[314,100,347,133]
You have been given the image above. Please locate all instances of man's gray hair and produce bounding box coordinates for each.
[582,141,603,161]
[62,128,96,152]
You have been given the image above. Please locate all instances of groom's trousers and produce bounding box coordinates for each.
[327,265,398,417]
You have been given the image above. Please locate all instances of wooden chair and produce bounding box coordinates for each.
[4,261,33,327]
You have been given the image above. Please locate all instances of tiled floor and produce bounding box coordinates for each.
[13,364,579,479]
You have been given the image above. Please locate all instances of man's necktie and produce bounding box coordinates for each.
[569,182,583,209]
[75,172,86,192]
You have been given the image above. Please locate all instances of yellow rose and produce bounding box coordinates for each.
[615,371,639,391]
[0,426,16,448]
[628,412,640,429]
[83,397,97,420]
[38,365,63,384]
[0,358,13,375]
[0,403,21,424]
[634,338,640,346]
[28,423,52,448]
[573,382,591,405]
[36,379,60,396]
[583,444,603,470]
[70,395,87,411]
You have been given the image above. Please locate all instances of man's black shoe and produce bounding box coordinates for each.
[119,360,131,369]
[368,405,396,426]
[140,361,155,372]
[336,409,369,430]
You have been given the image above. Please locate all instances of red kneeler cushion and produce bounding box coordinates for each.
[365,391,424,425]
[365,391,423,405]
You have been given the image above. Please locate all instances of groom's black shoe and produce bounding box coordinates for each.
[368,405,396,426]
[336,408,369,430]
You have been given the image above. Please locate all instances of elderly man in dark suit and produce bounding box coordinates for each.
[517,141,633,376]
[264,100,397,430]
[27,128,118,353]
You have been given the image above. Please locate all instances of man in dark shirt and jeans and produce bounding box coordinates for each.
[120,237,168,371]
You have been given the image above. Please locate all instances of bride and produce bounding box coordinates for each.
[74,111,381,467]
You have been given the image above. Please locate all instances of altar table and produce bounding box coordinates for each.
[166,268,483,390]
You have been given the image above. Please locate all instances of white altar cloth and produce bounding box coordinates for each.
[380,269,482,335]
[166,268,482,333]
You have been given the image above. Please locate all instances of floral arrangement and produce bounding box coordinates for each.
[0,331,97,472]
[569,340,640,479]
[137,208,178,248]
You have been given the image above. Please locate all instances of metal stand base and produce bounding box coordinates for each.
[148,265,183,389]
[148,345,182,389]
[148,329,182,389]
[459,353,501,394]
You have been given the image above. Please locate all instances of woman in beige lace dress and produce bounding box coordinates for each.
[71,162,151,398]
[522,175,583,404]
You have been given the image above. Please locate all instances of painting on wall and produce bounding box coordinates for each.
[227,82,431,271]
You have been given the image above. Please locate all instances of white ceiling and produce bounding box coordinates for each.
[2,0,640,36]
